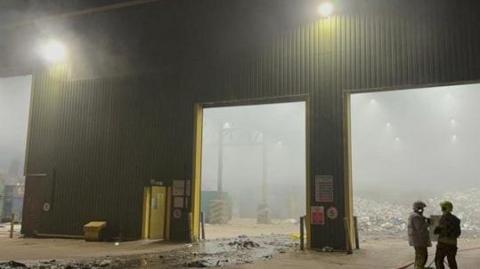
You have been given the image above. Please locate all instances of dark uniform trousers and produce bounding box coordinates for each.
[435,242,458,269]
[414,247,428,269]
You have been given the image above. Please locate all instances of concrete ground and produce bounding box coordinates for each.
[1,237,478,268]
[231,239,480,269]
[0,238,180,263]
[0,220,478,269]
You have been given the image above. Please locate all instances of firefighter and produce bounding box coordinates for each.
[434,201,461,269]
[408,201,431,269]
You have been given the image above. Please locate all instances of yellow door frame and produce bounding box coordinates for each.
[142,186,171,240]
[191,95,311,246]
[191,104,203,241]
[142,187,151,239]
[343,91,355,251]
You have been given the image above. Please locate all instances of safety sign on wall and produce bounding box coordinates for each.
[311,206,325,225]
[173,208,182,219]
[327,206,338,220]
[173,196,185,208]
[173,180,185,196]
[315,175,334,203]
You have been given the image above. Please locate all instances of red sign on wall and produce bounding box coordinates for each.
[311,206,325,225]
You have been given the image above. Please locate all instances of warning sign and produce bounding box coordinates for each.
[327,206,338,220]
[173,208,182,219]
[311,206,325,225]
[173,180,185,196]
[315,175,334,203]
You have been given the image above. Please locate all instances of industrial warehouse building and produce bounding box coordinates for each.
[7,0,480,250]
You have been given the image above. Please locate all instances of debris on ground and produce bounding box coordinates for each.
[227,238,260,249]
[0,261,27,268]
[186,260,211,267]
[321,246,334,252]
[0,234,298,269]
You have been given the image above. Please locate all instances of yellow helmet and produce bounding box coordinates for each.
[440,201,453,213]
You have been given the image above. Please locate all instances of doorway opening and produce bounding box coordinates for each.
[348,83,480,248]
[196,100,307,240]
[0,75,31,238]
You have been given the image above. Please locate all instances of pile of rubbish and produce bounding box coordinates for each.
[227,235,260,249]
[354,197,409,237]
[428,188,480,236]
[354,188,480,239]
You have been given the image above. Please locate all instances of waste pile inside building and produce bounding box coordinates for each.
[355,188,480,239]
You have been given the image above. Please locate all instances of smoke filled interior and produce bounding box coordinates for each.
[351,83,480,240]
[0,75,31,223]
[200,102,306,239]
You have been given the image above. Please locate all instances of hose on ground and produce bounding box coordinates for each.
[393,246,480,269]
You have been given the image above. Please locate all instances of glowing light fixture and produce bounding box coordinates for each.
[370,99,376,104]
[450,119,456,125]
[395,137,400,142]
[452,135,457,141]
[223,122,231,129]
[317,2,334,17]
[38,39,67,62]
[386,122,391,127]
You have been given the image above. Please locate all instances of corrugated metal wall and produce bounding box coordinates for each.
[23,1,480,248]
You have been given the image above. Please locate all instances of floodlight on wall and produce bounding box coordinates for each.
[318,2,334,17]
[38,39,67,63]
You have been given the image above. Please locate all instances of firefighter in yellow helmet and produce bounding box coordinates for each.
[434,201,461,269]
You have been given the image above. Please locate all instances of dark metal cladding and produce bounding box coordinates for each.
[22,0,480,249]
